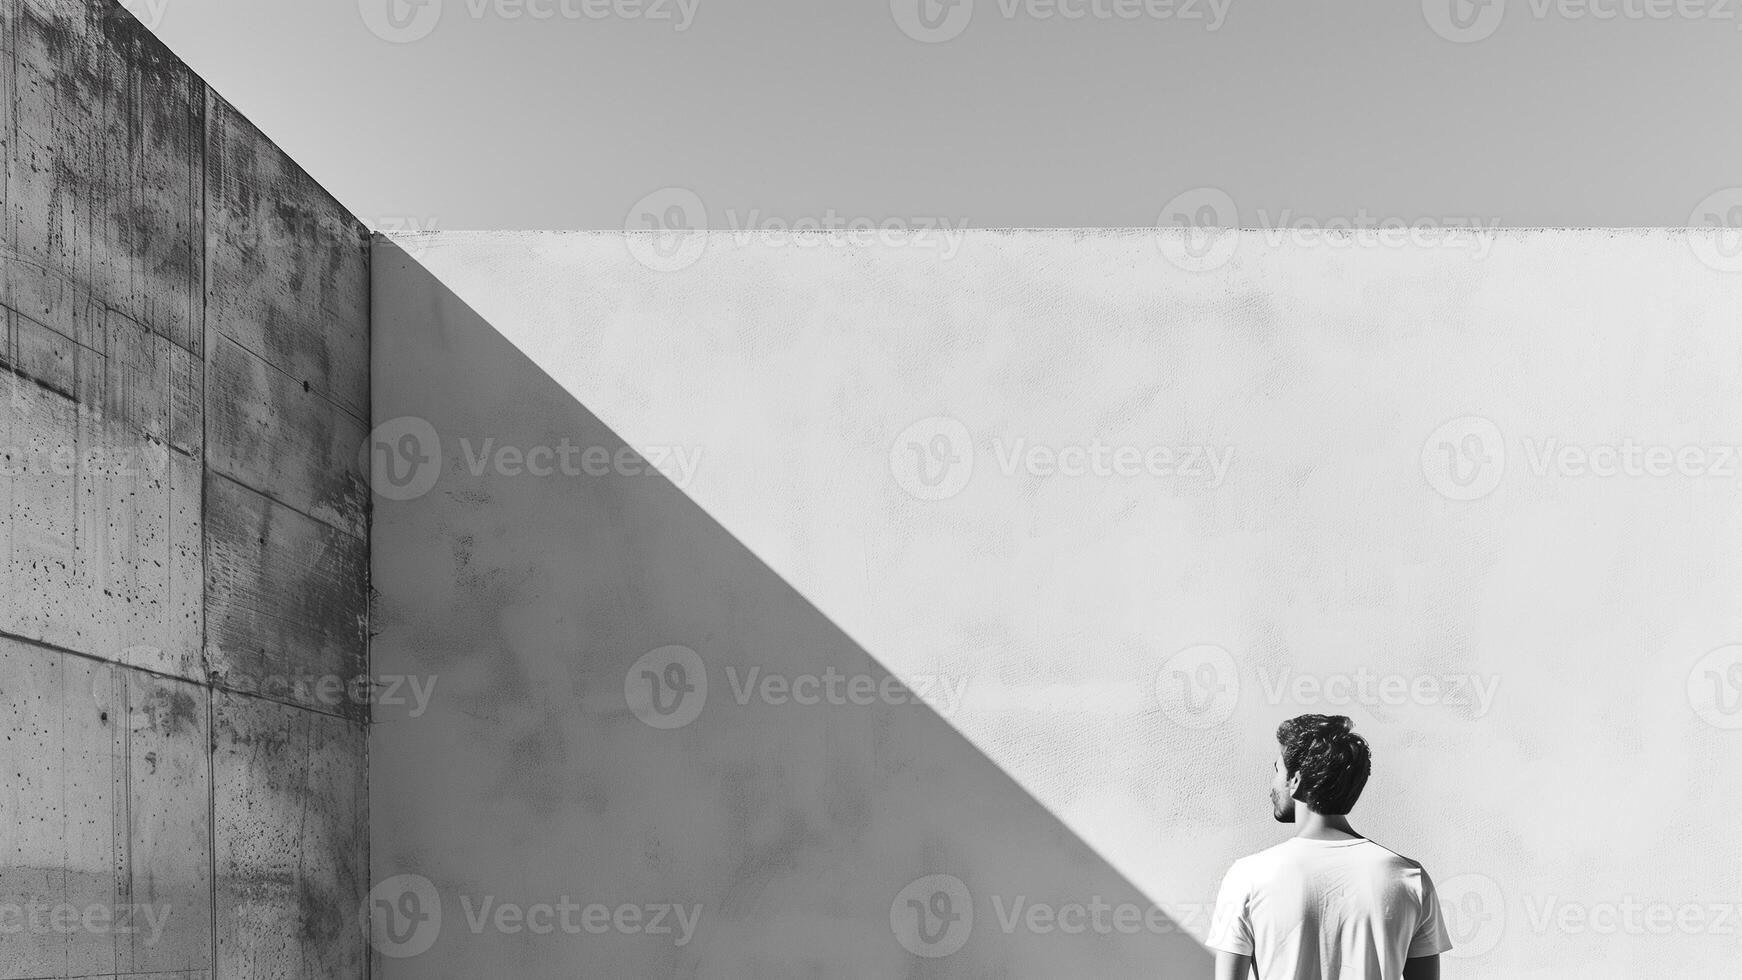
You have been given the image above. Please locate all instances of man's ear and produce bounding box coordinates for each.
[1286,768,1302,798]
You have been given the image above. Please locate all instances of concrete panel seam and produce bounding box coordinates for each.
[0,627,201,692]
[205,454,366,546]
[206,328,369,429]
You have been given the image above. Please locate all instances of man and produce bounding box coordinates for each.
[1207,714,1451,979]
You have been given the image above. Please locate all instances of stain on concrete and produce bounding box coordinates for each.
[136,681,200,736]
[213,690,367,979]
[204,472,369,720]
[204,94,369,422]
[206,333,370,537]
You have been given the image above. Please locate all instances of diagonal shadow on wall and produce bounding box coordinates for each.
[367,238,1214,979]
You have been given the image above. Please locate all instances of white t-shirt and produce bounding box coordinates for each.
[1206,837,1452,979]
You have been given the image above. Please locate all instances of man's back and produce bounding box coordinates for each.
[1207,837,1452,980]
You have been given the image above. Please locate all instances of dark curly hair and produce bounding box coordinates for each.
[1276,714,1371,815]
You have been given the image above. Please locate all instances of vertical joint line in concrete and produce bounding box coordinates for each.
[199,77,218,980]
[362,228,374,980]
[113,666,133,974]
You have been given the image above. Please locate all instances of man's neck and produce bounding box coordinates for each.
[1294,809,1362,841]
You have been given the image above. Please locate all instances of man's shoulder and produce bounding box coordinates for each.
[1231,838,1431,875]
[1227,838,1309,870]
[1356,838,1430,872]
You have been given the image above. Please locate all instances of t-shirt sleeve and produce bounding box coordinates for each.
[1409,867,1454,957]
[1206,859,1255,956]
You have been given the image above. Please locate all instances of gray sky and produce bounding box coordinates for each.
[135,0,1742,231]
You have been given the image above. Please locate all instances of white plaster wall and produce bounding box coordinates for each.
[374,228,1742,978]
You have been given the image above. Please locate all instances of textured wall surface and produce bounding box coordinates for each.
[370,239,1212,979]
[375,228,1742,978]
[0,1,369,977]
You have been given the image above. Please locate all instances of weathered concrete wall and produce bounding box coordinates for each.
[375,228,1742,979]
[0,2,369,977]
